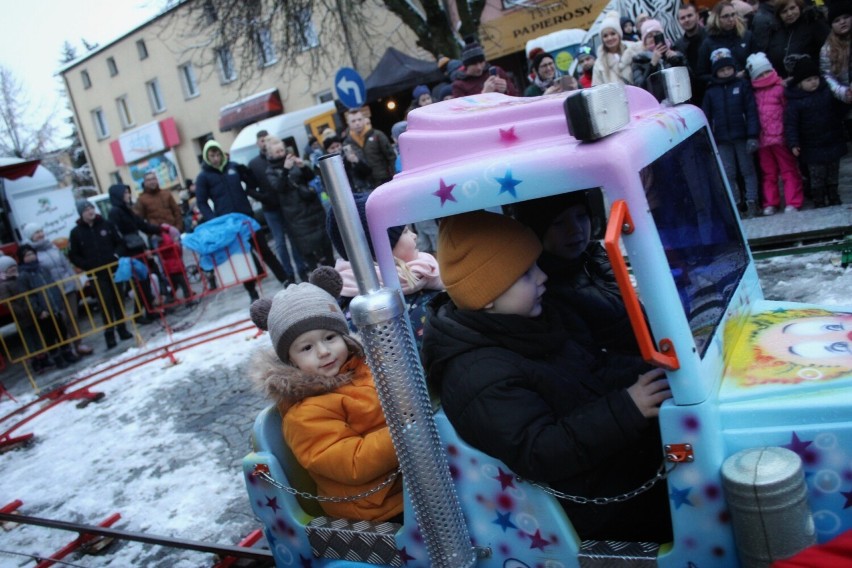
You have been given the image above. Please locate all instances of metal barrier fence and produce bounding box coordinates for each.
[0,225,268,391]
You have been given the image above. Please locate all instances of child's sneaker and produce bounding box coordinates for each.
[762,206,776,216]
[784,205,798,213]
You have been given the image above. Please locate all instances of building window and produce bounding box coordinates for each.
[91,108,109,139]
[110,172,123,185]
[203,0,217,24]
[257,27,277,66]
[146,78,166,114]
[179,63,200,98]
[116,96,134,129]
[292,8,320,51]
[316,90,333,103]
[81,70,91,89]
[107,57,118,77]
[136,39,148,60]
[216,47,236,83]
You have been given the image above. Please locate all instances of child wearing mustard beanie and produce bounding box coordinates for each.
[421,209,673,543]
[249,269,403,523]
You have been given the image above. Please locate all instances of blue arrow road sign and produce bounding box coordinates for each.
[335,67,366,109]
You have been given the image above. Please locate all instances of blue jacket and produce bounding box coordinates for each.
[784,79,848,164]
[702,75,760,143]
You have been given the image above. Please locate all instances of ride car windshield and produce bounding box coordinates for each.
[642,128,749,357]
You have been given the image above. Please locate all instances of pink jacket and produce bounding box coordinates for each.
[335,253,443,298]
[751,70,786,148]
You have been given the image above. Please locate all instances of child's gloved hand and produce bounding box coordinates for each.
[746,139,759,153]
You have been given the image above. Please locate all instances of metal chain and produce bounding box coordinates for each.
[520,460,677,505]
[255,468,401,503]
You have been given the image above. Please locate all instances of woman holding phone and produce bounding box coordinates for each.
[629,18,686,92]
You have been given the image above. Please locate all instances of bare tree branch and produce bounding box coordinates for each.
[0,66,58,159]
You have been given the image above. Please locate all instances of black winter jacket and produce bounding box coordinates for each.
[68,215,123,271]
[248,153,280,211]
[702,74,760,143]
[630,49,687,93]
[784,80,848,164]
[420,294,670,541]
[696,29,755,86]
[764,7,828,78]
[107,184,161,255]
[539,244,639,354]
[195,160,256,221]
[266,160,332,263]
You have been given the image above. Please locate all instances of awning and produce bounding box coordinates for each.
[219,89,284,132]
[0,159,39,180]
[364,48,446,102]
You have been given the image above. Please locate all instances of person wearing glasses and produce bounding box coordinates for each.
[696,1,756,86]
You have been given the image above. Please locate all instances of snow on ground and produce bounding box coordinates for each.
[0,251,849,567]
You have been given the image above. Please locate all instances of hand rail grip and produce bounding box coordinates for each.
[604,200,680,371]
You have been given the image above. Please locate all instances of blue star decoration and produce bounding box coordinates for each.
[398,546,416,565]
[433,178,457,206]
[499,126,519,143]
[842,489,852,509]
[493,510,517,532]
[526,529,551,551]
[265,496,280,513]
[495,467,516,490]
[669,483,694,510]
[784,432,813,460]
[495,170,522,198]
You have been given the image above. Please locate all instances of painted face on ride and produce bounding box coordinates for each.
[832,14,852,35]
[537,57,557,81]
[392,227,419,263]
[779,1,801,25]
[718,8,737,31]
[602,28,621,52]
[678,6,699,33]
[761,315,852,369]
[484,263,547,318]
[287,329,349,377]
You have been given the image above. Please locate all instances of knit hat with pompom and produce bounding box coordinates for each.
[249,267,348,363]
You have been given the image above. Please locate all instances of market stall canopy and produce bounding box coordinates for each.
[364,47,446,102]
[0,158,39,180]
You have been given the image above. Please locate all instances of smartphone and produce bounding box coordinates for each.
[489,67,498,76]
[653,32,666,46]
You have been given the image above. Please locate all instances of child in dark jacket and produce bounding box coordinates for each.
[249,271,403,522]
[420,210,673,543]
[702,47,762,218]
[784,55,847,207]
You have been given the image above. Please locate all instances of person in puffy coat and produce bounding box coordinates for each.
[515,190,638,354]
[703,47,762,218]
[746,52,804,214]
[249,272,403,523]
[420,210,672,543]
[785,56,847,207]
[763,0,828,78]
[265,137,333,273]
[696,1,756,86]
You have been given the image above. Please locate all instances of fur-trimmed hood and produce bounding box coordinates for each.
[250,335,365,411]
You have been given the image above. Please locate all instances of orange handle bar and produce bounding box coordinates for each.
[603,200,679,371]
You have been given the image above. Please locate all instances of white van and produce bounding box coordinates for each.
[0,158,78,249]
[229,102,340,166]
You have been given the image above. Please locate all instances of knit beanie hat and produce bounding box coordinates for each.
[746,52,774,80]
[514,192,592,240]
[326,193,404,260]
[437,211,542,310]
[412,84,430,100]
[21,222,44,242]
[461,36,486,66]
[435,83,454,101]
[620,16,635,29]
[639,18,664,41]
[249,269,348,363]
[531,51,554,75]
[577,44,595,61]
[711,47,736,74]
[600,12,624,38]
[0,255,17,277]
[828,0,852,23]
[76,199,95,216]
[791,55,820,85]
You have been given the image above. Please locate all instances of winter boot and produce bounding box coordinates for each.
[61,349,79,364]
[117,327,133,341]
